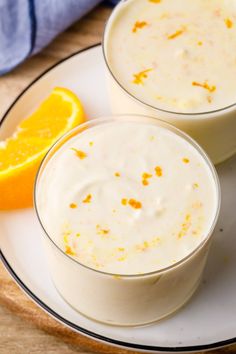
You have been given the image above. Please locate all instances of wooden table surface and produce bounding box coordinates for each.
[0,4,235,354]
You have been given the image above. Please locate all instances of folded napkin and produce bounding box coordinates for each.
[0,0,119,76]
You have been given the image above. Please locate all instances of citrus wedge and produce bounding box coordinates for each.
[0,87,85,210]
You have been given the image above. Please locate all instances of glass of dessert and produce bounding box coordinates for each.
[35,115,220,326]
[103,0,236,164]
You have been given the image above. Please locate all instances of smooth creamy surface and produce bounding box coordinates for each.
[38,121,217,275]
[106,0,236,113]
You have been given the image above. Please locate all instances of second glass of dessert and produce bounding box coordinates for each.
[35,115,220,326]
[103,0,236,164]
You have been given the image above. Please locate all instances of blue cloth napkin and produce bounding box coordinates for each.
[0,0,119,76]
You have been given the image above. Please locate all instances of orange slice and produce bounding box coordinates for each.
[0,87,85,210]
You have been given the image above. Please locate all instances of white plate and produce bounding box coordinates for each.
[0,44,236,353]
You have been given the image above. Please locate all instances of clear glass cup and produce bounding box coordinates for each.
[102,0,236,165]
[34,115,220,326]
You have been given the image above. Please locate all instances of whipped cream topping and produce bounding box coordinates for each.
[105,0,236,113]
[37,120,218,275]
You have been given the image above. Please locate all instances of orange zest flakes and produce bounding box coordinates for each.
[192,81,216,93]
[224,18,233,29]
[177,232,184,239]
[136,237,160,251]
[143,172,152,179]
[178,214,192,239]
[69,203,77,209]
[128,198,142,209]
[142,172,152,186]
[142,179,149,186]
[65,245,76,256]
[63,227,71,244]
[71,148,87,159]
[167,28,185,40]
[114,172,121,177]
[149,0,161,3]
[96,224,110,235]
[100,229,110,235]
[155,166,163,177]
[63,234,69,245]
[121,198,142,209]
[132,68,152,85]
[132,21,148,33]
[121,198,127,206]
[185,214,191,222]
[182,157,190,164]
[82,194,92,203]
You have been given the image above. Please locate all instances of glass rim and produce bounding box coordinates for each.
[34,115,221,278]
[102,0,236,118]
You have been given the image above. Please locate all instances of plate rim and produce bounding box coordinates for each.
[0,43,235,353]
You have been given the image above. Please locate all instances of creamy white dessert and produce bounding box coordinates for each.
[37,120,217,275]
[104,0,236,164]
[36,117,220,325]
[106,0,236,112]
